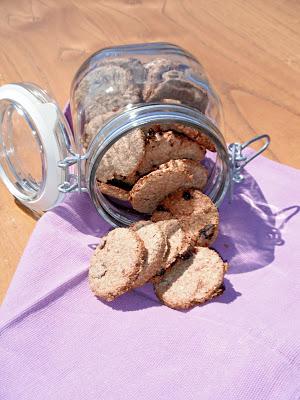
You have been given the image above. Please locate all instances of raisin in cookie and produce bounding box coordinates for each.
[152,188,219,247]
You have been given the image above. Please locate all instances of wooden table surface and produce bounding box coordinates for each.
[0,0,299,303]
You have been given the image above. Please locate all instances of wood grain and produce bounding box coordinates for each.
[0,0,299,303]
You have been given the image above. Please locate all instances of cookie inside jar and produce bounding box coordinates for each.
[88,118,222,225]
[71,43,229,225]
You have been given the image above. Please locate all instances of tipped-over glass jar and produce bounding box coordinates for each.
[0,43,270,226]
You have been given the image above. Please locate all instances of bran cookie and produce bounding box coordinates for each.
[152,188,219,247]
[147,70,209,113]
[136,130,206,176]
[75,58,145,121]
[119,129,206,186]
[83,112,115,149]
[155,219,190,272]
[154,247,227,310]
[131,159,208,213]
[152,123,216,152]
[130,220,152,230]
[130,223,168,287]
[98,181,130,202]
[89,228,146,301]
[143,58,189,100]
[95,128,145,183]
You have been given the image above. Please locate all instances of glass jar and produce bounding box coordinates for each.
[0,43,270,226]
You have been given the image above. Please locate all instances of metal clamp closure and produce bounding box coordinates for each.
[228,134,270,199]
[57,153,88,193]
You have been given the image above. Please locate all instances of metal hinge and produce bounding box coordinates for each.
[57,153,88,193]
[228,134,270,200]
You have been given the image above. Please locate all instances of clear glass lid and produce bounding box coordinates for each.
[0,83,73,212]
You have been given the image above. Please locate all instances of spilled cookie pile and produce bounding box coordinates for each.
[89,189,228,310]
[85,57,228,309]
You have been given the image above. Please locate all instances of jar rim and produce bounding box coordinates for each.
[87,103,231,227]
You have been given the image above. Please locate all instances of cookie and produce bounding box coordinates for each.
[136,130,205,176]
[130,223,168,287]
[130,159,208,213]
[130,220,152,230]
[147,70,209,113]
[75,58,145,122]
[155,219,190,271]
[152,188,219,247]
[120,129,206,186]
[152,123,216,152]
[95,128,145,183]
[143,58,189,100]
[82,112,115,149]
[154,247,227,310]
[98,181,130,201]
[75,65,139,121]
[89,228,146,301]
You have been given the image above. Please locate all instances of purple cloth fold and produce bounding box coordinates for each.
[0,154,300,400]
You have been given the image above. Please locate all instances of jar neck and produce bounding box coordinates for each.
[87,103,230,226]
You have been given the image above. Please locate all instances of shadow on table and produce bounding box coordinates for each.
[213,169,300,274]
[212,278,242,304]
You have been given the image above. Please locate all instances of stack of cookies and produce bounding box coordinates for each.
[76,57,212,152]
[89,188,228,310]
[96,125,214,212]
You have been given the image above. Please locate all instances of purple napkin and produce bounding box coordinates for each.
[1,153,300,400]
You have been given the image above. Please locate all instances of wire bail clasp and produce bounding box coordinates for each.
[57,153,88,193]
[228,134,270,200]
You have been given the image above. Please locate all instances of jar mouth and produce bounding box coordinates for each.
[87,103,230,227]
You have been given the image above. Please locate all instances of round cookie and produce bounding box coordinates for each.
[95,128,145,183]
[152,188,219,247]
[130,220,152,230]
[75,58,145,121]
[130,223,168,287]
[116,129,206,186]
[151,123,216,152]
[155,219,190,272]
[154,247,227,310]
[98,182,130,202]
[83,89,140,123]
[147,70,209,114]
[89,228,146,301]
[136,130,206,176]
[83,112,115,150]
[143,58,189,101]
[130,159,208,213]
